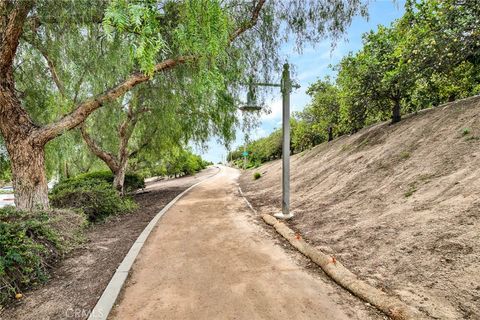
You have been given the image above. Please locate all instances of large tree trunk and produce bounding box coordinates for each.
[9,142,49,210]
[0,1,49,210]
[0,94,50,210]
[0,59,49,210]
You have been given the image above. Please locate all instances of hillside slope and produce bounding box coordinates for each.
[239,95,480,319]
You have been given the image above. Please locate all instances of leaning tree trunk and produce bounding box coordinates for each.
[113,158,128,195]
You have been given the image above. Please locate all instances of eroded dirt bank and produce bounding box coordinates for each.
[240,96,480,319]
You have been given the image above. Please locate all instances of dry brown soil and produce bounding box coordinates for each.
[239,96,480,320]
[0,167,218,320]
[110,166,384,320]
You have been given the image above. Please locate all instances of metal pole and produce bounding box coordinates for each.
[243,143,247,170]
[275,63,293,219]
[242,110,247,170]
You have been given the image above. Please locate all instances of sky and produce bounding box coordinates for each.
[198,0,406,164]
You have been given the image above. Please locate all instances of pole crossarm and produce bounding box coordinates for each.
[249,82,301,89]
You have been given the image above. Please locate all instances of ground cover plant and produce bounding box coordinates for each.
[0,208,86,305]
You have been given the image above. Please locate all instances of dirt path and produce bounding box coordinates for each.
[110,166,381,320]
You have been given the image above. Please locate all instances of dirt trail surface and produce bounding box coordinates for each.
[0,168,217,320]
[110,166,383,320]
[240,96,480,320]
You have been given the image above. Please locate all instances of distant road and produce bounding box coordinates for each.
[0,186,15,207]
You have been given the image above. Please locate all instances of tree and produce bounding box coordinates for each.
[305,78,341,141]
[80,77,237,193]
[80,96,154,194]
[0,0,255,209]
[336,25,413,126]
[1,0,367,210]
[398,0,480,109]
[235,0,480,164]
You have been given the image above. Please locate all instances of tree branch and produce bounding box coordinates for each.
[0,1,34,75]
[33,55,194,145]
[27,34,66,96]
[72,71,86,104]
[228,0,266,43]
[80,124,119,173]
[129,127,158,158]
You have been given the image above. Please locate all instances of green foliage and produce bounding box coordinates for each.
[253,172,261,180]
[0,208,86,306]
[103,0,169,74]
[50,179,137,222]
[103,0,230,75]
[229,128,284,168]
[462,128,471,136]
[399,151,411,160]
[228,129,282,168]
[404,183,418,198]
[0,153,11,184]
[138,148,210,178]
[232,0,480,168]
[67,171,145,192]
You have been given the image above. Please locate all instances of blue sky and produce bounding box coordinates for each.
[199,0,406,163]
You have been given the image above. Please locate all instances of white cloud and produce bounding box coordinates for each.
[261,98,283,121]
[251,127,268,140]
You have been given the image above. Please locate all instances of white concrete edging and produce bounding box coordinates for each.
[88,167,220,320]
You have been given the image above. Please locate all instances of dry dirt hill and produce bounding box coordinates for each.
[239,95,480,320]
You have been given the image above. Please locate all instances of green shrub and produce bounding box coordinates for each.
[50,179,137,222]
[404,183,418,198]
[462,128,471,136]
[66,171,145,192]
[253,172,261,180]
[0,208,86,306]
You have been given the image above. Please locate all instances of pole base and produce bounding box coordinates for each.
[274,212,294,220]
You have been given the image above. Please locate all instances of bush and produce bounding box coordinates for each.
[0,208,86,306]
[253,172,261,180]
[67,171,145,192]
[50,179,137,222]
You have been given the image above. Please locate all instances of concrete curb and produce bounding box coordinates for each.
[238,186,428,320]
[88,167,220,320]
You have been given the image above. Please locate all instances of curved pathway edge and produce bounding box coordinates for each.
[87,167,220,320]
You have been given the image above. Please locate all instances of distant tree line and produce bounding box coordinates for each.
[230,0,480,165]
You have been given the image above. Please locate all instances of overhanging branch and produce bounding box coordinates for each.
[228,0,266,43]
[32,0,268,145]
[33,56,194,145]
